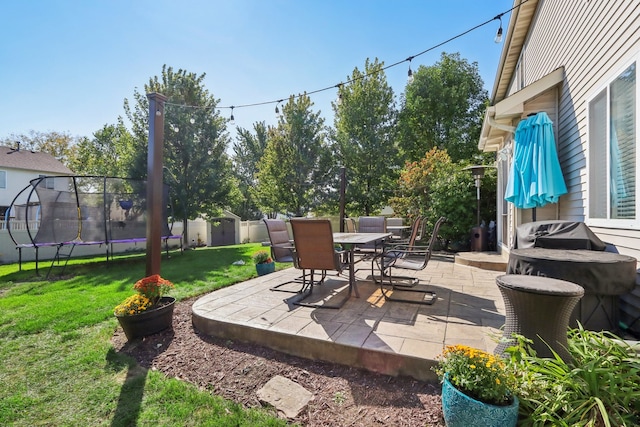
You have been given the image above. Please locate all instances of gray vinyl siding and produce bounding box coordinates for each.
[507,0,640,237]
[504,0,640,333]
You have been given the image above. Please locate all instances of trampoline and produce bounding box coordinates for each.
[7,175,182,276]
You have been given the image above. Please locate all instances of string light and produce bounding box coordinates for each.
[161,1,527,119]
[229,106,235,125]
[335,83,343,106]
[494,15,503,43]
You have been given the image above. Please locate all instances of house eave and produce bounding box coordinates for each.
[479,67,564,152]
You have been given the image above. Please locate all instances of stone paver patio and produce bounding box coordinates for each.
[192,253,507,381]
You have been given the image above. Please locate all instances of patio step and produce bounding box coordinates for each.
[454,251,508,272]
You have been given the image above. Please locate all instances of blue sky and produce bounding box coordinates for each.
[0,1,513,141]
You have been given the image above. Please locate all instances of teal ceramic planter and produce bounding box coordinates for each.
[441,374,518,427]
[256,262,275,276]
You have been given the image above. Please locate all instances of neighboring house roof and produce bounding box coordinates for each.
[0,145,73,175]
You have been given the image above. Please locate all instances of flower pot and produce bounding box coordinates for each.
[256,262,275,276]
[441,374,518,427]
[115,296,175,341]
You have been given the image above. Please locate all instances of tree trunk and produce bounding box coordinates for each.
[183,218,190,249]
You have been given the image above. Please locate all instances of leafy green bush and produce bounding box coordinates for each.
[387,147,497,246]
[252,250,272,264]
[505,326,640,426]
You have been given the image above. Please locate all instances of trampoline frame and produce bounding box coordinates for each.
[7,175,183,276]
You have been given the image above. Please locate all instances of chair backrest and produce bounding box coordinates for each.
[405,216,423,247]
[358,216,386,233]
[290,219,341,271]
[263,219,293,262]
[344,217,356,233]
[422,217,447,265]
[415,216,427,241]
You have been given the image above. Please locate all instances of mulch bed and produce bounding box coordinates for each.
[111,296,445,426]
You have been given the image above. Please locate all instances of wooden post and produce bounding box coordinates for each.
[146,92,167,276]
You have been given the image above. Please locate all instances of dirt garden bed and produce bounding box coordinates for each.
[112,296,445,426]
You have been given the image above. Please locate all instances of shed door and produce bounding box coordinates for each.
[210,218,235,246]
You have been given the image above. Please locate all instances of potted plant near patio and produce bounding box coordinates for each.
[114,274,175,341]
[433,344,519,427]
[253,250,275,276]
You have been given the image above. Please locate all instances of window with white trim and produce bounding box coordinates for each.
[0,170,6,189]
[588,62,636,221]
[39,174,55,189]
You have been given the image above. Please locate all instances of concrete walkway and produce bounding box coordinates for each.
[192,253,507,381]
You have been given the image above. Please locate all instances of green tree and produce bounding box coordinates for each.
[389,147,496,246]
[253,94,333,217]
[332,58,400,216]
[0,130,79,168]
[398,52,489,163]
[69,119,135,176]
[124,65,239,243]
[230,122,269,220]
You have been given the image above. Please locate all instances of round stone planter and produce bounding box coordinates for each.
[115,296,175,341]
[256,262,275,276]
[441,374,518,427]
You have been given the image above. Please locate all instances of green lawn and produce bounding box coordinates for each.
[0,244,292,426]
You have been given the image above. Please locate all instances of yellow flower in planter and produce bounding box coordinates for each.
[433,344,516,406]
[114,274,174,315]
[114,294,152,316]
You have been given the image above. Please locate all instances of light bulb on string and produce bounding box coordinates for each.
[494,15,503,43]
[190,117,195,124]
[275,100,282,117]
[407,56,415,84]
[335,83,343,106]
[229,106,235,125]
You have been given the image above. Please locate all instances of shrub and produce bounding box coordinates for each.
[505,326,640,426]
[252,250,272,264]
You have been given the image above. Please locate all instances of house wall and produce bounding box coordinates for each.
[504,0,640,334]
[0,169,49,209]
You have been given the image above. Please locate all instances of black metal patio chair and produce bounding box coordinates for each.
[373,216,447,305]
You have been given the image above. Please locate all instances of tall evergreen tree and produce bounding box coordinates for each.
[332,58,399,216]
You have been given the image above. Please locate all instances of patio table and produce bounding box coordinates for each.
[333,232,392,298]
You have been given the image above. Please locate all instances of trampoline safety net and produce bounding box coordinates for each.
[16,176,172,245]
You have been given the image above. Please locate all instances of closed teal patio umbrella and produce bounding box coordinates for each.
[505,112,567,209]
